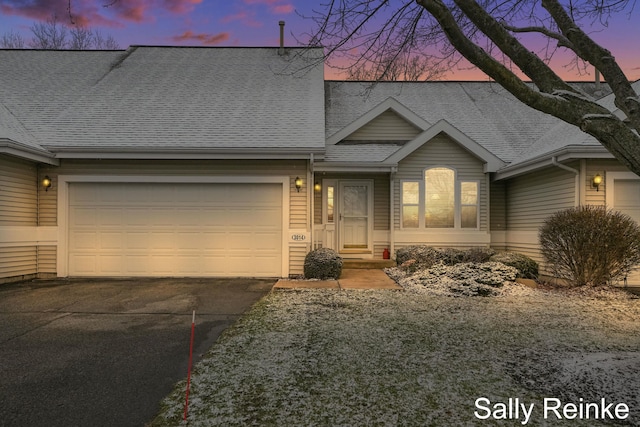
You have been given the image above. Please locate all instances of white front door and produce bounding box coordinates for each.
[338,181,372,254]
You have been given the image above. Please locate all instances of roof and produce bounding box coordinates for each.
[323,80,639,176]
[0,46,325,159]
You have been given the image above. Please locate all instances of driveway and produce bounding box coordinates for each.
[0,277,274,427]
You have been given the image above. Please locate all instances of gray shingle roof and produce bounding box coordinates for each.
[324,81,567,165]
[0,47,325,155]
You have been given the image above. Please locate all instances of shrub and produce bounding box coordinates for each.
[539,205,640,286]
[395,246,495,272]
[490,252,538,279]
[304,248,343,280]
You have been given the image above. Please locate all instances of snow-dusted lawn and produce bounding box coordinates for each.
[152,282,639,426]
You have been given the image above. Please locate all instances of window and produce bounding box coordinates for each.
[461,181,478,228]
[327,185,335,222]
[402,181,419,228]
[400,168,480,229]
[425,168,454,228]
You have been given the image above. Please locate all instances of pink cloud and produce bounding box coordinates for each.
[0,0,203,28]
[242,0,294,14]
[172,30,229,45]
[221,11,262,27]
[272,4,293,14]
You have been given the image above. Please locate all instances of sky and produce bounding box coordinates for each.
[0,0,638,81]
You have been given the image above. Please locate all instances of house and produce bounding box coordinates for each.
[1,46,639,284]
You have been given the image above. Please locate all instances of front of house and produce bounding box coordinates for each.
[1,46,639,283]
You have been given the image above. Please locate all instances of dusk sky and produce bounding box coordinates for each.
[0,0,638,80]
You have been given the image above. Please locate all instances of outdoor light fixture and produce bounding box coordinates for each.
[42,175,52,191]
[295,176,303,192]
[314,181,321,192]
[592,173,603,192]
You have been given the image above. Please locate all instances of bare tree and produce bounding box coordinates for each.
[307,1,640,175]
[0,30,25,48]
[29,15,68,49]
[2,14,119,50]
[347,52,447,80]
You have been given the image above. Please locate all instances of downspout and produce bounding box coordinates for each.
[551,156,580,206]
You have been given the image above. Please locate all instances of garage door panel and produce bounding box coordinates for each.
[68,182,283,277]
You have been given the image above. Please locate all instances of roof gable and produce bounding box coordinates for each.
[327,97,431,145]
[385,119,505,172]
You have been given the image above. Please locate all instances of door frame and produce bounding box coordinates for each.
[335,179,374,257]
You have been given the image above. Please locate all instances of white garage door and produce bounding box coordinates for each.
[68,182,282,277]
[612,178,640,285]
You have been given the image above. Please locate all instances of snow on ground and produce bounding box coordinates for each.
[152,273,640,426]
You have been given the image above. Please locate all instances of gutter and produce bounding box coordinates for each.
[0,139,59,165]
[48,147,325,160]
[494,145,611,180]
[551,156,579,175]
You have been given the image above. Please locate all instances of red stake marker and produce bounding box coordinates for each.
[184,310,196,422]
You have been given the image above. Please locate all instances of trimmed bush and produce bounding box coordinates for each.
[490,252,538,279]
[395,246,496,272]
[539,205,640,286]
[304,248,343,280]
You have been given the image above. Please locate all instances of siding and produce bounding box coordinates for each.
[585,158,634,206]
[345,110,421,141]
[490,180,507,231]
[0,155,37,226]
[506,165,576,230]
[37,245,57,274]
[0,246,36,278]
[289,245,308,277]
[393,133,488,230]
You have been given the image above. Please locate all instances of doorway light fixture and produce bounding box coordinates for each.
[592,173,603,192]
[295,176,303,192]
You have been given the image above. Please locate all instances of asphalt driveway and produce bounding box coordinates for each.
[0,277,274,427]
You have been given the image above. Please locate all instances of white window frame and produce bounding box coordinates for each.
[460,180,480,230]
[399,167,480,230]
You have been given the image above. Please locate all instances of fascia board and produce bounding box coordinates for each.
[314,162,395,173]
[0,140,59,165]
[494,146,612,180]
[326,97,431,145]
[384,119,505,172]
[51,147,325,160]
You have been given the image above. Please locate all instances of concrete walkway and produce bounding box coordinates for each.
[273,269,402,290]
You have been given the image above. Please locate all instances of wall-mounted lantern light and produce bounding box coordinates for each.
[592,173,603,192]
[42,175,52,192]
[314,181,321,192]
[295,176,303,192]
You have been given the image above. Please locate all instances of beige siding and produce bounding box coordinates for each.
[37,245,57,274]
[506,165,576,230]
[0,246,37,278]
[0,155,37,226]
[346,110,421,141]
[289,245,307,277]
[393,133,488,231]
[490,180,507,231]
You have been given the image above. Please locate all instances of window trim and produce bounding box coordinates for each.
[399,166,480,230]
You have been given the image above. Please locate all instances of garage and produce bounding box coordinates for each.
[67,182,283,277]
[607,173,640,285]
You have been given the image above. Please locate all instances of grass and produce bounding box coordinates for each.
[150,286,639,426]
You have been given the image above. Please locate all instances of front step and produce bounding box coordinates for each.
[342,259,396,269]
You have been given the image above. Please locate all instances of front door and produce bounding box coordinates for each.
[338,181,372,254]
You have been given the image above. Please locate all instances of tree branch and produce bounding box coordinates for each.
[500,23,574,49]
[542,0,640,133]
